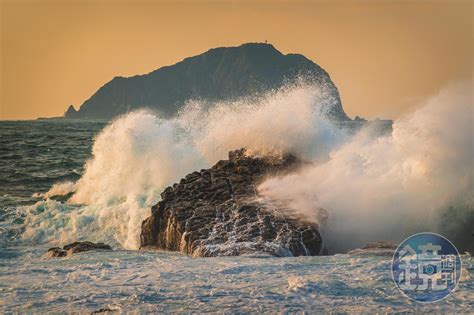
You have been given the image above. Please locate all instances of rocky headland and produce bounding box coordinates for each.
[140,149,322,257]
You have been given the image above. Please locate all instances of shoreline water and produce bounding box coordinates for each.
[0,241,472,313]
[1,90,472,311]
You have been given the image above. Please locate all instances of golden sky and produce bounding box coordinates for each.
[1,0,472,120]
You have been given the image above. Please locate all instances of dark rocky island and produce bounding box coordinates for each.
[140,149,322,257]
[64,43,349,122]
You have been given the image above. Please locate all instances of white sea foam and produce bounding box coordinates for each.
[1,247,471,313]
[258,82,473,252]
[43,181,77,198]
[35,82,344,249]
[28,81,472,251]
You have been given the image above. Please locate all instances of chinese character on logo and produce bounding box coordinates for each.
[392,233,462,302]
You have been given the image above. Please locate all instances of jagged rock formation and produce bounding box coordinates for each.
[140,149,322,257]
[46,241,112,258]
[64,43,349,122]
[64,105,79,118]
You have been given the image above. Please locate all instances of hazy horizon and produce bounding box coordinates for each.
[1,0,472,120]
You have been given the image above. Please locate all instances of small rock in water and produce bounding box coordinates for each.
[46,247,67,258]
[361,241,397,250]
[91,308,117,314]
[347,241,397,256]
[46,241,112,258]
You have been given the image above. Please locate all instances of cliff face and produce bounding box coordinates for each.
[65,43,349,122]
[140,149,322,257]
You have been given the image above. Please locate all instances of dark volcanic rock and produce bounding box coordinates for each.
[46,247,68,258]
[91,308,117,314]
[140,149,322,257]
[46,241,112,258]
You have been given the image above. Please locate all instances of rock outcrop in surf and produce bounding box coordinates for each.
[46,241,112,258]
[140,149,322,257]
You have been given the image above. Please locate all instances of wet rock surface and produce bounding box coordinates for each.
[140,149,322,257]
[46,241,112,258]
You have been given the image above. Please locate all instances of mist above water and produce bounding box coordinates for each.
[33,81,472,252]
[258,81,473,252]
[38,83,344,249]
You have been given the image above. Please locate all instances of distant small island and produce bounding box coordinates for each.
[36,116,64,120]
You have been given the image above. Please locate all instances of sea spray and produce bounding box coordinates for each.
[34,83,344,249]
[192,83,346,162]
[24,82,472,251]
[258,81,474,253]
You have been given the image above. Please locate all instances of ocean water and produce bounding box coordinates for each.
[0,119,472,313]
